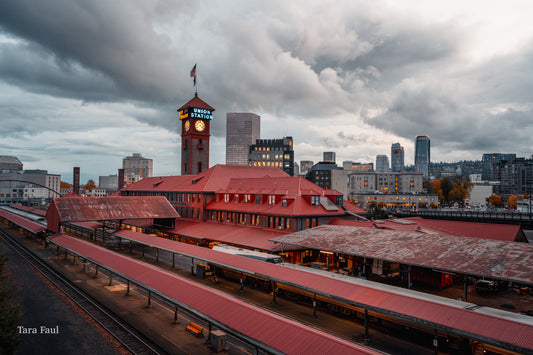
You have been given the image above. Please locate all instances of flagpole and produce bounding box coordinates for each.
[195,64,199,97]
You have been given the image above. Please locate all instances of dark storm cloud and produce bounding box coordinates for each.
[0,0,193,103]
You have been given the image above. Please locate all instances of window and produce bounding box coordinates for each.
[224,194,229,203]
[268,195,276,205]
[311,195,320,206]
[281,199,287,207]
[234,194,239,203]
[256,194,262,204]
[244,194,250,203]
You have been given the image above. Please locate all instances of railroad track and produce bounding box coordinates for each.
[0,227,165,355]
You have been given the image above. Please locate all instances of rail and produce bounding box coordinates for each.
[0,227,164,355]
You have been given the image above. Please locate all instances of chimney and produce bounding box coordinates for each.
[118,168,125,190]
[73,167,80,196]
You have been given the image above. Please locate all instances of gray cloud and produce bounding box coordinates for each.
[1,0,533,178]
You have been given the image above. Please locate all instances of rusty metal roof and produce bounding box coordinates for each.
[270,225,533,285]
[47,196,179,225]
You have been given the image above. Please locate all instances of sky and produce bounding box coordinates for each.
[1,1,533,183]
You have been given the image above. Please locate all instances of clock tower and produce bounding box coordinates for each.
[178,94,214,175]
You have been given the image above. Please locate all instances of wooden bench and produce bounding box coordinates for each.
[186,322,203,337]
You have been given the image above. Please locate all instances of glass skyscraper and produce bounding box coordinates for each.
[391,143,404,172]
[414,135,430,178]
[226,113,261,165]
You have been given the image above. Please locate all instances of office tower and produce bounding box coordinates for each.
[323,152,336,163]
[123,153,153,184]
[391,143,404,172]
[481,153,516,181]
[376,155,389,172]
[414,135,430,178]
[178,94,214,175]
[226,113,261,165]
[249,137,294,176]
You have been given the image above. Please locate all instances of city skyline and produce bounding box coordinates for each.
[1,1,533,182]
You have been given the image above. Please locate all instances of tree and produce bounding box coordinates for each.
[366,201,389,220]
[508,195,518,209]
[60,181,72,189]
[489,194,503,208]
[84,179,97,192]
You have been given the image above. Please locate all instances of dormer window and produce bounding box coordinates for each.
[281,199,287,207]
[234,194,239,203]
[268,195,276,205]
[224,194,229,203]
[244,194,251,203]
[256,194,262,204]
[311,195,320,206]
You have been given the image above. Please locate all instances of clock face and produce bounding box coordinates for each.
[184,120,190,132]
[195,120,205,132]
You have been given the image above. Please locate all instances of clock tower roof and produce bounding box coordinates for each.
[178,95,215,112]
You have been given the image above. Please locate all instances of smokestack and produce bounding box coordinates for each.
[73,167,80,196]
[118,168,125,190]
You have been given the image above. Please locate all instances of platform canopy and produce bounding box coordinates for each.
[46,196,179,233]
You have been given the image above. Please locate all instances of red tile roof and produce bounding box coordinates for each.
[177,95,215,111]
[121,164,289,193]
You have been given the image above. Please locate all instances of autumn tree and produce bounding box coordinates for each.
[60,181,72,189]
[489,194,503,208]
[84,179,97,192]
[508,195,518,209]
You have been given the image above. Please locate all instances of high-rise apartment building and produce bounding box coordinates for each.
[226,113,261,165]
[491,157,533,195]
[376,155,389,172]
[323,152,336,163]
[391,143,404,172]
[482,153,516,181]
[414,135,430,178]
[123,153,153,184]
[248,137,294,176]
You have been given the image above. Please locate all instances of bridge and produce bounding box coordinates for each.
[395,209,533,229]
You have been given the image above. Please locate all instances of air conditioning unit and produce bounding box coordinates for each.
[209,330,227,352]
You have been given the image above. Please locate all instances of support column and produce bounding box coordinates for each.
[463,277,468,302]
[408,265,412,289]
[364,309,369,339]
[172,253,175,268]
[156,248,159,263]
[174,305,178,323]
[147,290,151,307]
[108,272,113,286]
[126,280,130,295]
